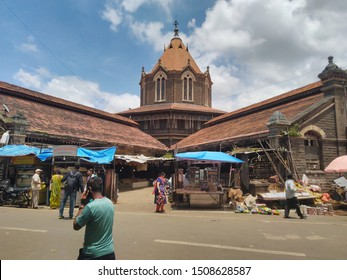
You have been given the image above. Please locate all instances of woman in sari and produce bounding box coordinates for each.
[154,172,167,213]
[50,170,63,209]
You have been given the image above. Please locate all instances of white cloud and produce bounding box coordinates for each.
[18,35,38,53]
[18,43,38,53]
[13,68,139,113]
[129,21,169,52]
[101,4,123,31]
[185,0,347,111]
[120,0,147,13]
[187,18,196,29]
[14,69,42,89]
[101,0,175,43]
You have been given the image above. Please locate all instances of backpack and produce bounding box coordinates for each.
[66,171,80,192]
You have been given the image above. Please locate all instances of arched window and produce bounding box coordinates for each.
[182,72,194,101]
[204,79,210,106]
[154,72,166,101]
[303,131,323,170]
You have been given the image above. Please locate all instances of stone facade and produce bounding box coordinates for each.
[269,57,347,190]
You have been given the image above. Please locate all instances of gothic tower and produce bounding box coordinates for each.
[118,21,225,147]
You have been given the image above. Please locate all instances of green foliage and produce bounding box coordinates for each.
[287,123,301,137]
[162,152,174,159]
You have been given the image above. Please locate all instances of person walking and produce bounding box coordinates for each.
[73,177,115,260]
[284,173,306,219]
[49,170,63,209]
[31,169,42,209]
[154,172,167,213]
[59,164,83,219]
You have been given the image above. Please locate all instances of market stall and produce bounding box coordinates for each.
[0,144,117,205]
[174,151,244,208]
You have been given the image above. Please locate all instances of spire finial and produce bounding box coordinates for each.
[173,19,179,37]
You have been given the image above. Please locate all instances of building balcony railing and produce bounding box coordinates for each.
[143,128,199,135]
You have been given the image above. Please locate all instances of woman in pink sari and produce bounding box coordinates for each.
[154,172,167,213]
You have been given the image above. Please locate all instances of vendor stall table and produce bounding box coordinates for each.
[174,151,244,209]
[174,188,224,209]
[257,192,317,207]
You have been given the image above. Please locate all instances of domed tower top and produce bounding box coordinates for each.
[150,21,201,74]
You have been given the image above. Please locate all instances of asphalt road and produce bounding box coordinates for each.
[1,187,347,260]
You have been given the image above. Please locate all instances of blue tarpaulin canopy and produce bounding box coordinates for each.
[77,147,116,164]
[0,145,52,161]
[0,145,117,164]
[175,151,244,164]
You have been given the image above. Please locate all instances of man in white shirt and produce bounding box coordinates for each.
[284,174,306,219]
[31,169,42,209]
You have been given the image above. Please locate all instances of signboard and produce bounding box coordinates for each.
[11,155,37,165]
[53,145,78,157]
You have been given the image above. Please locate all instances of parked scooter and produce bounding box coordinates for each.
[0,181,31,207]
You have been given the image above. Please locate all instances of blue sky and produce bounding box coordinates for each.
[1,0,347,113]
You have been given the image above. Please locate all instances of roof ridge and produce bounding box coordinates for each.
[0,81,138,127]
[206,81,322,127]
[118,102,226,114]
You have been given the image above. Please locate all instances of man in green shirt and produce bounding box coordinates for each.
[73,177,115,260]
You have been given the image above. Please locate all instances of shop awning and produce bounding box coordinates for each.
[175,151,244,164]
[115,154,173,164]
[77,147,116,164]
[0,145,117,164]
[0,144,52,161]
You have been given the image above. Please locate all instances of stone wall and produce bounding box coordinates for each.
[289,105,345,192]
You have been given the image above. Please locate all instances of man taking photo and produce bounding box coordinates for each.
[73,177,116,260]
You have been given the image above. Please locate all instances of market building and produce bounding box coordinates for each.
[174,56,347,194]
[118,21,225,147]
[0,81,168,203]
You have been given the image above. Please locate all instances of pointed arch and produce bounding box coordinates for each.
[154,72,167,102]
[204,78,211,106]
[181,71,195,101]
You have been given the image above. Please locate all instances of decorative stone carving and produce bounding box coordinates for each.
[318,56,347,81]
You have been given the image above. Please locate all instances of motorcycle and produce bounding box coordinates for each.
[0,181,31,207]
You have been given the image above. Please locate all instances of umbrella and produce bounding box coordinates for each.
[324,155,347,173]
[175,151,244,164]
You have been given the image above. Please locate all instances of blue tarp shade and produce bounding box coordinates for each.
[175,151,244,164]
[0,145,52,161]
[77,147,116,164]
[0,145,117,164]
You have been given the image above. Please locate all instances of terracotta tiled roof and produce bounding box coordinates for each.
[118,102,226,115]
[175,81,325,150]
[151,37,201,74]
[0,81,167,151]
[0,81,136,126]
[206,81,322,126]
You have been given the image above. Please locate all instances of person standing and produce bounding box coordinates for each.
[59,164,83,219]
[154,172,167,213]
[49,170,63,209]
[31,169,42,209]
[84,168,97,191]
[284,174,306,219]
[73,177,115,260]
